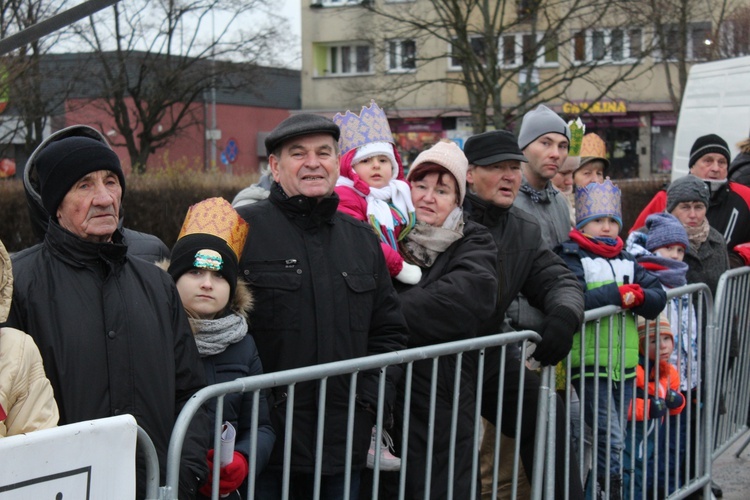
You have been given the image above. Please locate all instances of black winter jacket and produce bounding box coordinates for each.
[463,193,585,334]
[201,335,275,474]
[7,223,210,498]
[392,219,498,499]
[729,152,750,187]
[235,184,408,475]
[708,181,750,267]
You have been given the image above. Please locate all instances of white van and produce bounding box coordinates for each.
[671,55,750,182]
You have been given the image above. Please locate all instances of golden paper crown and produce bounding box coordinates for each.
[177,197,248,260]
[580,133,607,159]
[332,100,394,156]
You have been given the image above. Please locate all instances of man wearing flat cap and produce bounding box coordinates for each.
[631,133,750,267]
[235,114,407,497]
[462,129,585,499]
[5,134,210,498]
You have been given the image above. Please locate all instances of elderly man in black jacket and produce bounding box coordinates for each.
[463,130,585,498]
[235,114,408,498]
[6,135,209,498]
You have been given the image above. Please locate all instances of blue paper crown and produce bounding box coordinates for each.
[332,100,394,156]
[575,179,622,228]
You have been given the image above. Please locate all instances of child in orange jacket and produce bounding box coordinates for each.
[624,313,685,499]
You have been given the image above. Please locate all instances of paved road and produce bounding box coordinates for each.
[712,430,750,499]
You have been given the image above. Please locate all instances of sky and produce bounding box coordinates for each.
[273,0,302,68]
[52,0,303,68]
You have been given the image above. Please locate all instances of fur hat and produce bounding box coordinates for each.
[645,213,689,251]
[168,198,249,302]
[265,114,340,155]
[35,136,125,215]
[575,179,622,230]
[666,175,710,213]
[517,105,570,151]
[689,134,730,169]
[408,140,469,205]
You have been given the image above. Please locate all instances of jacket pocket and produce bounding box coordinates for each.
[245,263,302,332]
[342,272,377,333]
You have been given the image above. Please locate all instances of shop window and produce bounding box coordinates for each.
[387,39,416,71]
[449,36,486,69]
[313,43,372,76]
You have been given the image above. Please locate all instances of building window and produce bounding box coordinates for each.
[312,0,363,6]
[573,28,642,63]
[656,22,712,61]
[450,36,486,69]
[517,0,540,18]
[500,32,559,67]
[313,43,372,76]
[387,39,416,71]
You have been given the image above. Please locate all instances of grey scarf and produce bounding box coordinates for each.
[190,313,248,357]
[400,207,465,268]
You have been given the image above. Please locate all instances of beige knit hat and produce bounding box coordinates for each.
[408,140,468,205]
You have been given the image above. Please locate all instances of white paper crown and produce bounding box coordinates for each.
[332,100,394,156]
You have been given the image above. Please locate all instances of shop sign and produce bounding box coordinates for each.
[562,100,627,115]
[391,118,443,133]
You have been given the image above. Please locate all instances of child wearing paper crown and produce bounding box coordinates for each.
[333,101,421,285]
[166,197,275,499]
[623,314,685,499]
[556,180,666,498]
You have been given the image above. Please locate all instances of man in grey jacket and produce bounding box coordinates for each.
[514,104,573,249]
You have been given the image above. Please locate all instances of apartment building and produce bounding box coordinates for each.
[300,0,750,178]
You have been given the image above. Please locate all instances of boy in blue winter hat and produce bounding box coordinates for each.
[557,180,667,498]
[625,211,699,497]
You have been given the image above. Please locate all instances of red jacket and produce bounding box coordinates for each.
[629,359,685,421]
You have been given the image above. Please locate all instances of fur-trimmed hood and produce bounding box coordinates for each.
[155,259,253,319]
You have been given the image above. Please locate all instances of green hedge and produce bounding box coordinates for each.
[0,173,669,254]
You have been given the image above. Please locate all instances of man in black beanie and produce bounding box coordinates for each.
[630,133,750,268]
[6,134,210,498]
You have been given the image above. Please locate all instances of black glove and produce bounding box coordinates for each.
[534,307,580,366]
[665,389,685,410]
[647,397,668,419]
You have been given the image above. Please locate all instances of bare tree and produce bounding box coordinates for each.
[71,0,290,173]
[0,0,79,157]
[643,0,733,112]
[354,0,658,132]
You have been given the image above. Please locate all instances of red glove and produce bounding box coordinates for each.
[733,243,750,266]
[619,283,644,309]
[198,449,249,497]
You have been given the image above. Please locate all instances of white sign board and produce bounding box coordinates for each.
[0,415,138,499]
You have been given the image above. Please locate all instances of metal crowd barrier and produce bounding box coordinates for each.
[154,269,749,500]
[712,267,750,459]
[161,331,545,500]
[555,284,714,500]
